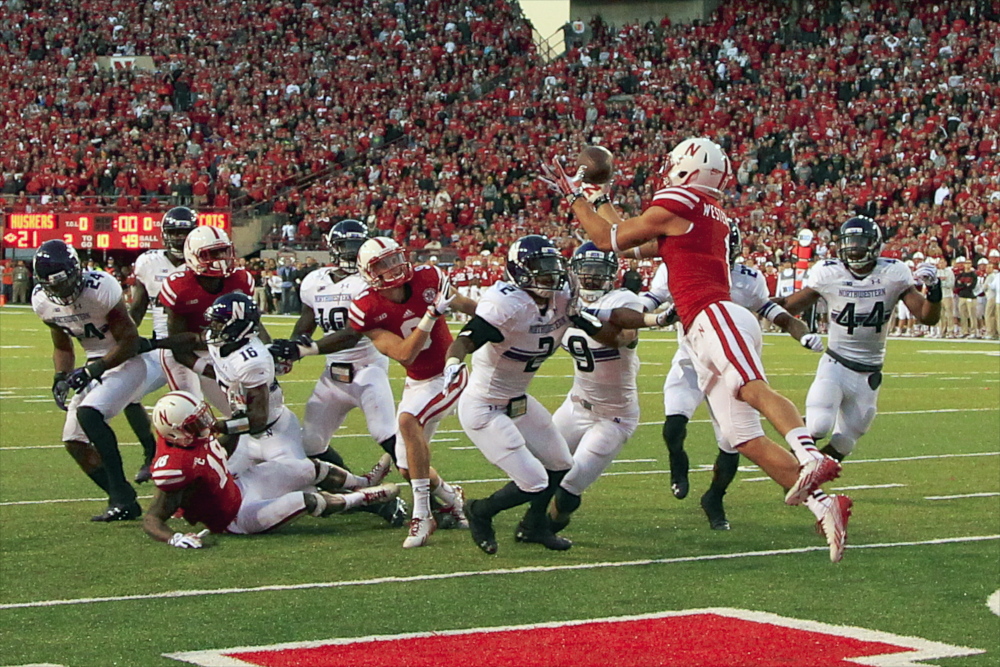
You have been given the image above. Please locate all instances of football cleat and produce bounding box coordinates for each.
[91,502,142,522]
[785,456,842,506]
[436,485,469,529]
[376,497,409,528]
[360,453,393,487]
[700,491,731,531]
[402,515,437,549]
[670,477,689,500]
[514,522,573,551]
[465,500,498,555]
[817,495,853,563]
[358,483,399,506]
[134,463,153,484]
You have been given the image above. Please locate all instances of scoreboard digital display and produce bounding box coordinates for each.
[2,212,231,251]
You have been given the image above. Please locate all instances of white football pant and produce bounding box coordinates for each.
[805,354,879,457]
[302,359,396,456]
[552,396,637,496]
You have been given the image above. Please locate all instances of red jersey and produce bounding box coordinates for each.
[650,185,731,329]
[150,436,242,533]
[449,265,472,287]
[348,264,453,381]
[159,267,254,332]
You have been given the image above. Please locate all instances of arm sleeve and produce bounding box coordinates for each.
[458,315,505,347]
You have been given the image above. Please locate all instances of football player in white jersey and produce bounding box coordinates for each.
[32,240,166,521]
[547,242,645,534]
[780,217,942,463]
[634,226,825,531]
[127,206,198,482]
[443,235,612,554]
[268,221,408,527]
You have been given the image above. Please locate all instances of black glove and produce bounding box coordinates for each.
[268,339,301,362]
[66,360,107,392]
[52,372,70,411]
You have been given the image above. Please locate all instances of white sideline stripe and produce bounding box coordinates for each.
[1,535,995,611]
[3,453,998,507]
[2,408,997,451]
[832,483,906,491]
[164,608,985,667]
[925,492,1000,500]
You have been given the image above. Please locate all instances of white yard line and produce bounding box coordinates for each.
[925,492,1000,500]
[1,535,995,611]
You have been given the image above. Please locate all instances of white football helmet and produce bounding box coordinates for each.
[152,391,216,447]
[357,237,413,289]
[184,226,236,277]
[661,137,732,197]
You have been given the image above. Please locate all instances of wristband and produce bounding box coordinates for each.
[593,194,611,207]
[642,312,661,327]
[569,313,601,337]
[926,281,943,303]
[137,337,154,354]
[417,311,437,332]
[299,341,320,357]
[445,356,462,368]
[192,357,211,376]
[610,224,622,253]
[565,191,586,206]
[218,416,250,435]
[86,359,107,381]
[53,371,68,385]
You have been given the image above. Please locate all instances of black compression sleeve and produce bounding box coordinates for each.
[459,316,505,347]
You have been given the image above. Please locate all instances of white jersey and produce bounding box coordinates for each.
[640,263,671,312]
[32,270,123,360]
[133,250,182,338]
[563,289,642,415]
[298,268,382,366]
[467,281,572,401]
[208,336,285,424]
[805,257,913,365]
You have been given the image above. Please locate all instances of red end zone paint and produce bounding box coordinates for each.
[164,609,984,667]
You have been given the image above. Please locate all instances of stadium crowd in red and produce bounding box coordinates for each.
[2,0,998,267]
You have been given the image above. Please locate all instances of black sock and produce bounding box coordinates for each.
[663,414,690,478]
[474,481,537,519]
[85,465,112,495]
[123,402,156,463]
[706,451,740,497]
[77,407,136,506]
[379,435,398,464]
[820,444,846,461]
[554,486,582,516]
[311,447,347,469]
[521,469,569,529]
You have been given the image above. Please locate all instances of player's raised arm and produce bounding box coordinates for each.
[902,262,943,325]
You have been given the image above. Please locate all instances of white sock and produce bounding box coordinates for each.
[805,490,832,521]
[341,490,365,511]
[432,480,458,507]
[340,471,369,491]
[785,427,823,465]
[411,478,432,519]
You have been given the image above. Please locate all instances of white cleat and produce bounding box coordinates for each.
[438,485,470,529]
[361,453,394,487]
[358,483,399,506]
[402,515,437,548]
[817,495,853,563]
[785,456,842,506]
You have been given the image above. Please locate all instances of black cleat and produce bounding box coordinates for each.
[670,476,689,500]
[134,463,152,484]
[91,502,142,522]
[465,500,497,555]
[700,491,730,531]
[515,522,573,551]
[376,497,409,528]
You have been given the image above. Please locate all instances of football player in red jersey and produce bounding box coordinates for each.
[348,237,478,548]
[157,226,258,415]
[144,391,400,547]
[548,138,851,562]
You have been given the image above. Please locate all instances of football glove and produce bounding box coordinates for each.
[428,283,458,317]
[168,531,205,549]
[442,362,469,395]
[52,372,71,411]
[914,262,939,287]
[539,159,585,204]
[654,306,679,327]
[269,335,318,362]
[66,360,106,392]
[582,181,610,205]
[800,333,824,352]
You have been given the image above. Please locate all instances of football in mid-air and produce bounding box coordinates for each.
[576,146,614,184]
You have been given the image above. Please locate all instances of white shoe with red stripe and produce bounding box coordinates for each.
[817,495,853,563]
[361,453,393,487]
[402,515,437,548]
[437,485,469,529]
[785,455,842,506]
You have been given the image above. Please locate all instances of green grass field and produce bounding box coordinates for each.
[1,305,998,666]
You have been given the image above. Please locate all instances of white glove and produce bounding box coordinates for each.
[914,261,939,287]
[800,333,824,352]
[442,362,469,395]
[429,282,458,317]
[168,531,205,549]
[538,159,584,202]
[581,181,610,204]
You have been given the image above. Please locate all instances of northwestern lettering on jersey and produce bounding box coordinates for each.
[838,288,886,298]
[529,317,567,334]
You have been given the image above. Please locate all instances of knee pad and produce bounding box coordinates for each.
[662,414,689,452]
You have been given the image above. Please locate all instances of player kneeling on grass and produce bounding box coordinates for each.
[144,391,400,547]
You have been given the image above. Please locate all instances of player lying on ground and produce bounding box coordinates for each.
[144,391,399,547]
[546,137,850,561]
[33,240,166,522]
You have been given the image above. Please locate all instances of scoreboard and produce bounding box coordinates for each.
[1,211,231,251]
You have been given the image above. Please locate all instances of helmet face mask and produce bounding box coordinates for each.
[728,224,743,267]
[34,240,83,305]
[358,238,413,290]
[837,216,883,277]
[162,207,198,259]
[571,242,618,303]
[204,293,260,347]
[152,391,216,448]
[507,235,568,297]
[327,220,368,275]
[184,226,236,278]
